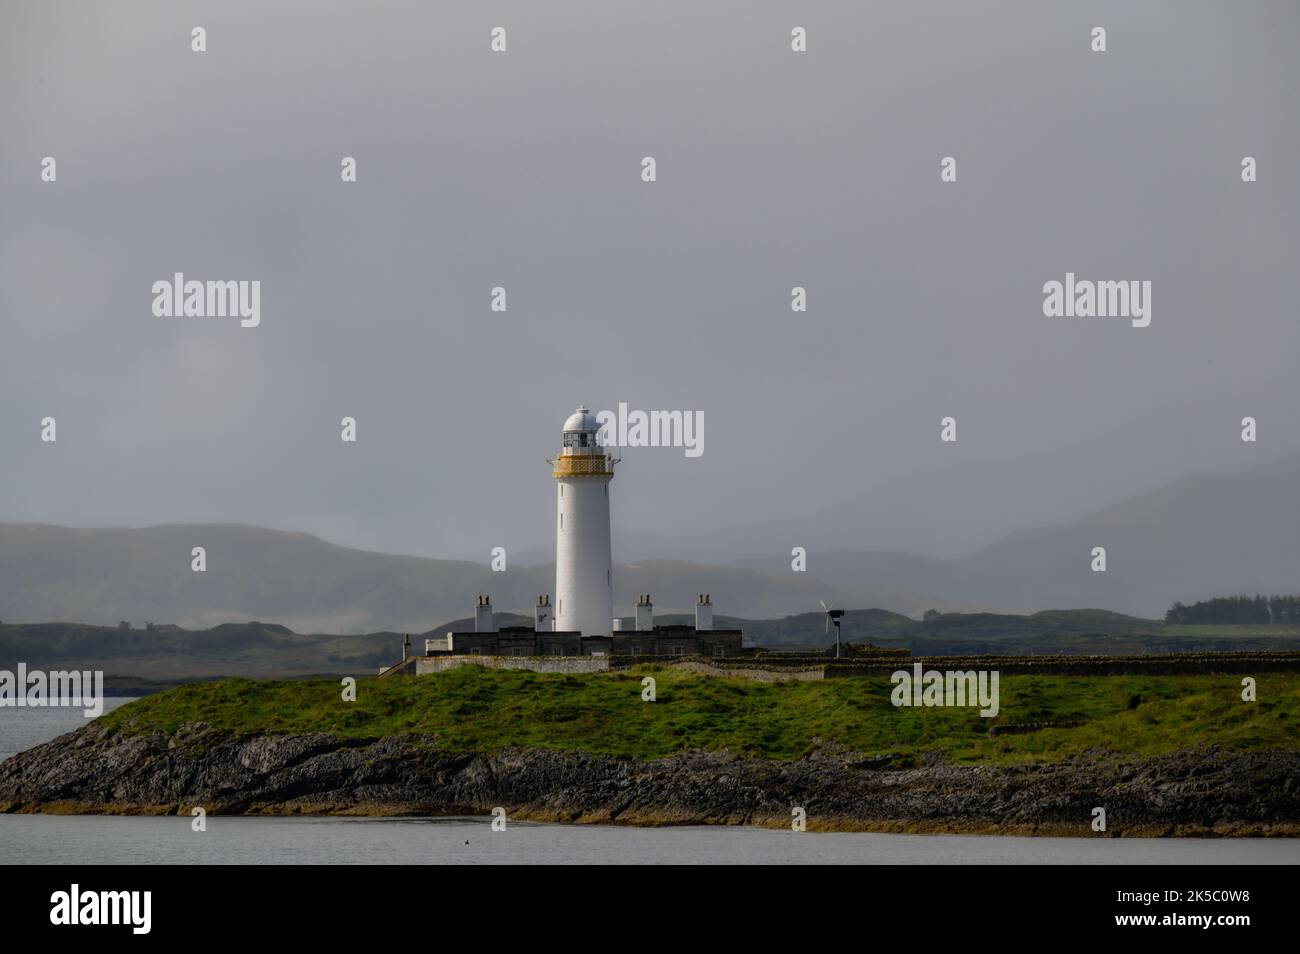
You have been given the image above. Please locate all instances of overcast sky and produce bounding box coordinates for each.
[2,0,1297,562]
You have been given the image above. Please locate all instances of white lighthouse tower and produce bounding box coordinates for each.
[552,405,616,636]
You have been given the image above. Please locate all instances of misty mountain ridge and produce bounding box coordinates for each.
[1,452,1298,630]
[512,417,1299,566]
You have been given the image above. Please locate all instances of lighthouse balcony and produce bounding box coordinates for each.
[551,454,615,478]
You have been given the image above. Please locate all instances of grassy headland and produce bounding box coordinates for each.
[98,666,1300,765]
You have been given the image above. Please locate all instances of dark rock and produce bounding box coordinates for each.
[1,722,1297,834]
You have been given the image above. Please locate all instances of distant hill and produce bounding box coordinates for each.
[9,609,1300,684]
[0,620,400,681]
[958,453,1300,615]
[719,453,1300,618]
[0,524,934,633]
[2,454,1298,628]
[0,523,495,634]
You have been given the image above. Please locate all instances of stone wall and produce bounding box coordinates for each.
[413,655,610,675]
[608,629,744,657]
[385,649,1300,680]
[822,651,1300,677]
[668,660,826,682]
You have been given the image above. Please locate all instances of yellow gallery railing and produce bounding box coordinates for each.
[551,453,615,477]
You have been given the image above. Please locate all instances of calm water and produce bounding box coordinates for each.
[0,696,136,762]
[3,703,1297,865]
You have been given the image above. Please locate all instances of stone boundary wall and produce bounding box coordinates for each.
[667,660,826,682]
[386,650,1300,680]
[822,652,1300,677]
[644,650,1300,680]
[987,720,1085,737]
[413,655,609,675]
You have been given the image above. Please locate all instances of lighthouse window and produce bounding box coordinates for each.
[559,513,563,530]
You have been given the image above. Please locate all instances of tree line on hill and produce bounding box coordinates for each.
[1165,595,1300,625]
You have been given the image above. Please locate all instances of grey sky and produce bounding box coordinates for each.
[2,0,1297,563]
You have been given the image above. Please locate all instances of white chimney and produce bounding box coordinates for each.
[475,595,496,633]
[635,594,654,632]
[535,595,553,632]
[695,594,713,631]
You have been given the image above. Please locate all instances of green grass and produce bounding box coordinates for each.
[97,666,1300,765]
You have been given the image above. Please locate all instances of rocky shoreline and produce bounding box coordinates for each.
[2,722,1298,835]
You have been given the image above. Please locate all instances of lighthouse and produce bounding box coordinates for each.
[552,405,615,636]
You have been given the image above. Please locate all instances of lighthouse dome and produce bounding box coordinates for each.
[563,406,601,433]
